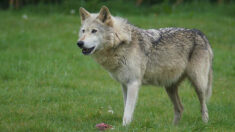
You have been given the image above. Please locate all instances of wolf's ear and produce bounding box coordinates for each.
[79,7,90,24]
[97,6,113,26]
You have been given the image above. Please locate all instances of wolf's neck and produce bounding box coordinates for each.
[92,47,123,72]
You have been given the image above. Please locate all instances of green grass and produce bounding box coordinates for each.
[0,7,235,131]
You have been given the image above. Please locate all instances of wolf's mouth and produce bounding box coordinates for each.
[82,47,95,55]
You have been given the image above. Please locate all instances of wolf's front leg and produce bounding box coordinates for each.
[122,81,140,126]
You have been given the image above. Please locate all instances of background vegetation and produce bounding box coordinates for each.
[0,0,235,131]
[1,0,235,14]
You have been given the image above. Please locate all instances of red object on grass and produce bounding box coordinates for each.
[96,123,112,131]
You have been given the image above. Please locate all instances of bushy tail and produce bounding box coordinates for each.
[206,46,213,102]
[206,68,213,102]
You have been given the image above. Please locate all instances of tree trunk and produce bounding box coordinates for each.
[136,0,143,6]
[218,0,224,4]
[9,0,14,9]
[15,0,20,9]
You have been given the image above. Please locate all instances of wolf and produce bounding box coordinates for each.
[76,6,213,126]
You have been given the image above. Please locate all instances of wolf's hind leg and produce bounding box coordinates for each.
[165,84,184,125]
[188,74,209,123]
[187,58,210,123]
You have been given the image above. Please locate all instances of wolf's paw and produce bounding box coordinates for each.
[173,112,182,125]
[122,116,132,126]
[202,112,209,123]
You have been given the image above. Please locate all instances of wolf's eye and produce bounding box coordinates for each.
[82,29,85,33]
[91,29,97,33]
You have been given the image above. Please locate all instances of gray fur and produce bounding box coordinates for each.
[77,6,213,126]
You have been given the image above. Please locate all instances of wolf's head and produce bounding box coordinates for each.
[77,6,113,55]
[77,6,131,55]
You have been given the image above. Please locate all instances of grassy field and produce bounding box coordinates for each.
[0,7,235,131]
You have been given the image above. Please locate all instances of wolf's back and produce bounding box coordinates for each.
[149,28,212,62]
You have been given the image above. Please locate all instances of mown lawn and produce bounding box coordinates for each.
[0,9,234,131]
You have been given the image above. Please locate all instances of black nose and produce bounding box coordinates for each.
[77,41,84,48]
